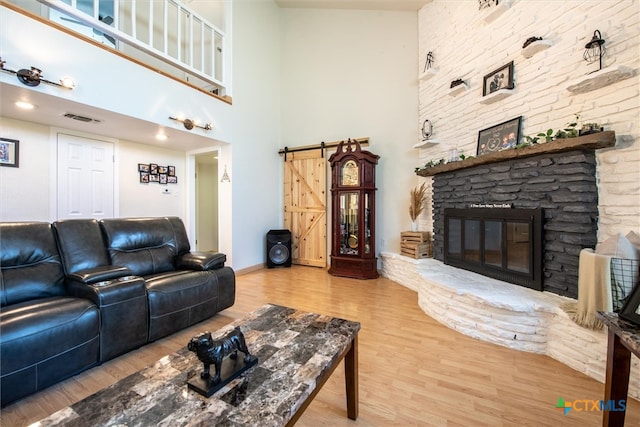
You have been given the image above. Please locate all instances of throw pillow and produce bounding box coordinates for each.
[595,233,639,260]
[626,230,640,249]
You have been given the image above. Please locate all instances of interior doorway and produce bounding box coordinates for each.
[195,151,218,251]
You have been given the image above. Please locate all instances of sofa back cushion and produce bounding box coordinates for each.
[53,219,111,274]
[166,216,191,255]
[0,222,66,307]
[100,218,177,276]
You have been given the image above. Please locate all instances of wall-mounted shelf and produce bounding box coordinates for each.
[479,88,514,104]
[413,139,440,149]
[416,131,615,177]
[481,0,511,23]
[522,39,553,59]
[566,65,634,95]
[448,83,469,97]
[419,68,438,81]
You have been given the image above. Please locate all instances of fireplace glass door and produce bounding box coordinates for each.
[444,208,542,290]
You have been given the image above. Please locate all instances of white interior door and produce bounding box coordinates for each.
[57,133,114,219]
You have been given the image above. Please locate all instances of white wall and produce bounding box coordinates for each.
[417,0,640,238]
[0,118,52,221]
[227,0,283,269]
[280,8,419,254]
[117,140,186,218]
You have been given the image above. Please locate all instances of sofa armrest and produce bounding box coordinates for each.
[176,252,226,271]
[67,266,132,285]
[65,274,149,362]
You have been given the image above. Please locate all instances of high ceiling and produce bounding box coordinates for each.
[1,0,431,152]
[275,0,431,11]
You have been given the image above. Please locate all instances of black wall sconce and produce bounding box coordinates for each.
[583,30,606,72]
[0,58,75,89]
[169,116,212,131]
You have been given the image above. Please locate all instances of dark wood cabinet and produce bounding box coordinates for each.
[328,139,379,279]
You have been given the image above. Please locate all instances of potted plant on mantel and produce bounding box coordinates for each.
[409,182,427,232]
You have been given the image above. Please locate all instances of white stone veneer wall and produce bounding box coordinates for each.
[416,1,640,238]
[380,252,640,400]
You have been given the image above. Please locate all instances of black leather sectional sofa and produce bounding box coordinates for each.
[0,217,235,407]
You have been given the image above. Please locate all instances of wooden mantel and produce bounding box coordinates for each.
[415,131,616,177]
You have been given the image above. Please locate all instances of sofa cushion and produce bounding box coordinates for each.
[0,222,65,307]
[145,270,220,341]
[100,218,177,276]
[166,216,191,255]
[0,296,100,405]
[53,219,111,274]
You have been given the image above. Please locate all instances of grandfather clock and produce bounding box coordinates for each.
[328,139,379,279]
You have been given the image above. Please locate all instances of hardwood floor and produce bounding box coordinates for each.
[2,266,639,426]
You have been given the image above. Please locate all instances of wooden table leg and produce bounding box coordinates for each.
[603,330,631,427]
[345,334,359,420]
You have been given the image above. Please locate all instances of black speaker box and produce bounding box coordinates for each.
[266,229,292,268]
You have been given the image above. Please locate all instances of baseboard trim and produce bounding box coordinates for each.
[234,264,266,276]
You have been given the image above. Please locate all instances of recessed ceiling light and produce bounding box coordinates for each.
[15,101,35,110]
[156,133,168,141]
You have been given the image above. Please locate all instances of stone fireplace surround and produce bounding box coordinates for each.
[381,132,640,398]
[422,131,617,299]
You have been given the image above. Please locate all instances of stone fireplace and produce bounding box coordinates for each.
[421,131,616,299]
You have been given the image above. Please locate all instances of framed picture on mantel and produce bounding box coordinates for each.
[477,116,522,156]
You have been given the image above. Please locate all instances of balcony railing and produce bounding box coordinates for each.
[38,0,227,95]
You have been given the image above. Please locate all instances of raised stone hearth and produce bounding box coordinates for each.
[380,252,640,399]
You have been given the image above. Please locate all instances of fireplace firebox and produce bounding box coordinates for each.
[444,208,543,291]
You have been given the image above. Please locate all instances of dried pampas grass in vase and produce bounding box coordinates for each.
[409,182,427,231]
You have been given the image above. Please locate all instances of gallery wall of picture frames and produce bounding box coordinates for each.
[138,163,178,184]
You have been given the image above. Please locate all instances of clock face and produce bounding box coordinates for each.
[341,160,359,186]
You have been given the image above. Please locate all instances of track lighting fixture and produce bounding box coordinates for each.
[0,58,75,89]
[169,116,212,131]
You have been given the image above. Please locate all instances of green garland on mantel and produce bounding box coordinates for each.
[415,130,615,177]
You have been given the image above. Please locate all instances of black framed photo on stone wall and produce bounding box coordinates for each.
[477,116,522,156]
[483,61,514,96]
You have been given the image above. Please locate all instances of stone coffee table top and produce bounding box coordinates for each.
[34,304,361,426]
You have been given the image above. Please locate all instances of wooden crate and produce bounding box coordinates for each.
[400,242,432,259]
[401,231,431,244]
[400,231,432,259]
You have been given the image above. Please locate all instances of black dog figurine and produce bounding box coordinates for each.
[188,327,252,384]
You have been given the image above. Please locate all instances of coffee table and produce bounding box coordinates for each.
[34,304,360,426]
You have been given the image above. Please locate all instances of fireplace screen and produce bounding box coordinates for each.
[444,208,543,290]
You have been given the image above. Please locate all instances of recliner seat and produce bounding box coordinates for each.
[100,217,235,341]
[0,222,100,406]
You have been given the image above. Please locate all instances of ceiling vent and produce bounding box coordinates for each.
[63,113,101,123]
